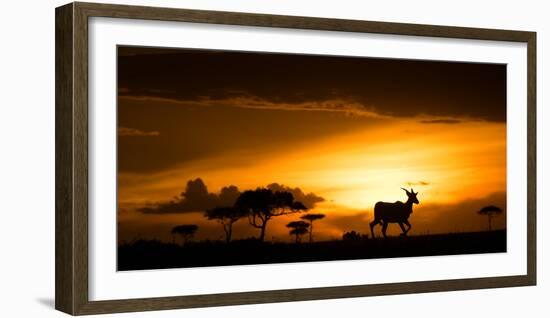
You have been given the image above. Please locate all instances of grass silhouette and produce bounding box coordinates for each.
[118,230,505,271]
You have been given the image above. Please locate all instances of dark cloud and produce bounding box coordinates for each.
[138,179,324,214]
[118,46,506,122]
[419,119,462,124]
[266,183,325,208]
[138,178,240,214]
[117,97,384,173]
[406,181,430,186]
[118,127,160,137]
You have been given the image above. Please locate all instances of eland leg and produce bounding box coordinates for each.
[399,222,408,236]
[403,220,412,235]
[381,221,388,239]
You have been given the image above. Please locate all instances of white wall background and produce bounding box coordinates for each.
[0,0,547,317]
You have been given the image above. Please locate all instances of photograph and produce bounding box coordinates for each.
[116,45,507,271]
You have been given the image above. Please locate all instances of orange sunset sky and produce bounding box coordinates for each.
[117,46,506,243]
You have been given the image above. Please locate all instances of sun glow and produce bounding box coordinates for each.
[116,46,508,251]
[119,117,505,215]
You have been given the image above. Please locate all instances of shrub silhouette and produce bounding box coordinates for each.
[235,188,307,242]
[301,213,325,243]
[204,206,246,243]
[342,230,368,241]
[286,221,310,243]
[477,205,503,231]
[171,224,198,245]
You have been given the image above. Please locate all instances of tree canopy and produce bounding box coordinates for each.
[477,205,503,231]
[286,221,310,243]
[171,224,198,244]
[301,213,326,243]
[477,205,503,215]
[236,188,308,242]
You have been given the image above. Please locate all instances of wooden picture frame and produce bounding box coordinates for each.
[56,2,536,315]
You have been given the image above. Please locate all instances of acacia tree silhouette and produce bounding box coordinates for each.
[477,205,503,231]
[286,221,310,243]
[171,224,198,245]
[235,188,307,242]
[204,206,246,243]
[301,213,325,243]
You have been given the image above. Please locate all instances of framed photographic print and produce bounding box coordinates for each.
[55,2,536,315]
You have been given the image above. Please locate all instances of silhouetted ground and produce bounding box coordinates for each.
[117,230,506,271]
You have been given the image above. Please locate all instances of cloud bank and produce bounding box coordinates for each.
[118,127,160,137]
[138,178,324,214]
[419,119,462,124]
[118,46,506,122]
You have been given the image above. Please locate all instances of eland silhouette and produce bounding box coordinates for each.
[370,188,419,239]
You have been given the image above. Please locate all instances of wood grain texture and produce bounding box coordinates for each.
[55,2,537,315]
[55,3,75,314]
[75,1,532,42]
[73,2,90,314]
[74,276,534,315]
[526,33,537,286]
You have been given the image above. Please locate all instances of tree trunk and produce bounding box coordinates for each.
[226,225,232,244]
[258,223,267,242]
[488,215,493,231]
